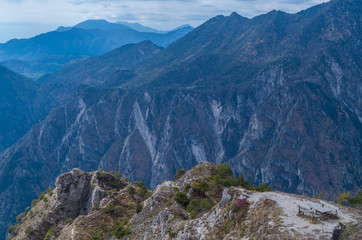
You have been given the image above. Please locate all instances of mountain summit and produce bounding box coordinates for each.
[7,163,361,240]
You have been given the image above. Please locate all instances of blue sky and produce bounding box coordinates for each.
[0,0,329,43]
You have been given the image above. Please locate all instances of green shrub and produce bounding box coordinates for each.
[349,190,362,207]
[212,170,270,192]
[337,190,362,207]
[111,182,120,188]
[31,199,39,208]
[105,203,115,213]
[110,171,122,179]
[113,222,131,238]
[189,210,197,219]
[138,186,149,199]
[337,192,351,205]
[98,171,108,181]
[16,213,24,223]
[89,231,103,240]
[106,189,116,195]
[98,220,106,228]
[199,198,214,211]
[133,181,150,199]
[28,210,33,218]
[212,163,243,187]
[216,163,233,179]
[186,199,200,213]
[44,226,57,240]
[174,192,190,207]
[65,218,73,224]
[25,226,33,235]
[136,204,142,213]
[186,198,214,218]
[145,191,153,200]
[127,186,136,195]
[39,187,55,201]
[105,203,122,215]
[220,176,238,187]
[237,175,251,189]
[174,169,186,179]
[252,183,271,192]
[313,192,323,199]
[192,179,210,193]
[123,228,132,236]
[168,230,177,238]
[133,181,145,188]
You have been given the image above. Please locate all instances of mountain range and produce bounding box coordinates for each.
[0,20,193,79]
[0,0,361,238]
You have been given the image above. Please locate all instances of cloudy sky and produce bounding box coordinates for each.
[0,0,329,43]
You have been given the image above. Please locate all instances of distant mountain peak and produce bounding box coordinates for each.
[230,11,241,17]
[116,21,165,33]
[173,24,193,30]
[73,19,131,31]
[228,11,250,22]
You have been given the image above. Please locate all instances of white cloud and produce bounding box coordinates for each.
[0,0,330,43]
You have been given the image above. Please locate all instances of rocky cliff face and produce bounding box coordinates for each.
[0,40,163,152]
[7,168,128,240]
[0,0,361,238]
[0,66,46,152]
[8,163,362,240]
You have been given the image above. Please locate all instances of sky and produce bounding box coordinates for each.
[0,0,329,43]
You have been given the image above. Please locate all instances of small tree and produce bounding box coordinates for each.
[216,163,233,179]
[349,189,362,207]
[337,192,352,206]
[174,192,190,207]
[237,175,251,189]
[337,190,362,207]
[192,179,210,193]
[127,186,136,195]
[174,169,186,179]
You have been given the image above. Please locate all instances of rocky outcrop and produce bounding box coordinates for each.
[8,163,362,240]
[7,169,127,240]
[55,169,128,217]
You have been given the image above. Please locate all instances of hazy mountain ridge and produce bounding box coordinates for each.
[0,20,193,78]
[0,0,360,238]
[37,40,163,108]
[0,21,191,61]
